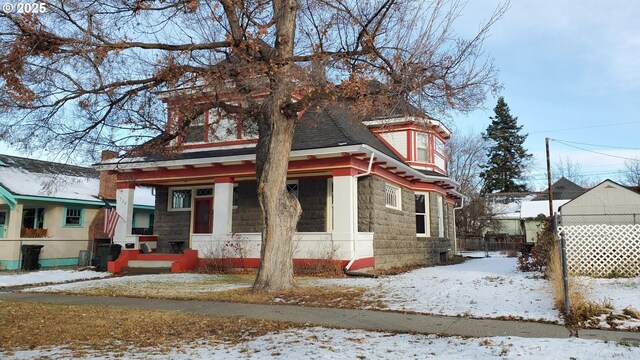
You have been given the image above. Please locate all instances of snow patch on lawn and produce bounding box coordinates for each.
[576,276,640,330]
[314,257,560,322]
[0,270,110,288]
[2,328,638,359]
[28,273,248,294]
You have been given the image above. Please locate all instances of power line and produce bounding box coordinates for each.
[549,139,640,151]
[551,140,640,161]
[529,120,640,134]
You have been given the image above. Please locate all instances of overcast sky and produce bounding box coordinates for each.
[2,1,640,190]
[454,0,640,189]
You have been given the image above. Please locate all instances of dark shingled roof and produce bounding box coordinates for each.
[0,154,98,178]
[533,177,585,200]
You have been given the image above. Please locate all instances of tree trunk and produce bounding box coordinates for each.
[251,0,301,293]
[253,92,302,292]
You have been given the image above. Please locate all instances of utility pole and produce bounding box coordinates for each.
[545,137,554,217]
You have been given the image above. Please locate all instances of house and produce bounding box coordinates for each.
[0,154,154,271]
[558,179,640,276]
[96,98,465,272]
[483,177,585,244]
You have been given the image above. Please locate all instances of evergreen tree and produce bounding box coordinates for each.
[480,97,532,193]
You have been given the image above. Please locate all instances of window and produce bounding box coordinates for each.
[170,189,192,210]
[286,180,299,197]
[22,208,45,229]
[232,184,239,208]
[195,188,213,197]
[385,184,401,210]
[64,208,83,227]
[417,133,429,162]
[415,193,430,236]
[209,109,238,141]
[435,137,445,154]
[437,194,445,237]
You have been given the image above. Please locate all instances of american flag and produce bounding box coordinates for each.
[103,202,119,239]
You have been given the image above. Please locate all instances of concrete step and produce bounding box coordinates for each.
[120,266,173,275]
[127,260,174,268]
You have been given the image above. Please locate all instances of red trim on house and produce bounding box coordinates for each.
[117,182,136,189]
[182,139,258,150]
[332,168,359,176]
[116,155,458,197]
[406,130,413,161]
[214,176,235,184]
[347,257,375,270]
[138,236,158,242]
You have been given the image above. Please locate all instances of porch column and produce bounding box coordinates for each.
[332,169,358,257]
[7,203,23,239]
[114,183,135,246]
[213,177,234,236]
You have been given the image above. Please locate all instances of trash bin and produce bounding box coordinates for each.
[78,250,92,267]
[95,244,122,271]
[21,244,44,271]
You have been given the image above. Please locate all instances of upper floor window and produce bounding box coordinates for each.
[208,110,238,141]
[385,184,401,210]
[416,133,429,162]
[435,137,445,155]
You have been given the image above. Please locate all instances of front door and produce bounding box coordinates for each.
[193,198,213,233]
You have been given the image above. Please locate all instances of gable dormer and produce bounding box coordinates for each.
[365,116,451,175]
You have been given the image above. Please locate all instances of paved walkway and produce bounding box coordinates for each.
[1,292,639,343]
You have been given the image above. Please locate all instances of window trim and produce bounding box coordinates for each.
[63,207,84,227]
[22,207,46,229]
[168,188,193,212]
[385,183,402,210]
[415,192,430,237]
[437,194,445,238]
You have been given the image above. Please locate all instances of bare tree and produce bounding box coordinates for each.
[620,157,640,187]
[552,156,583,182]
[446,128,485,194]
[0,0,505,291]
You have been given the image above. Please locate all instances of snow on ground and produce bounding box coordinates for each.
[2,327,639,360]
[28,273,249,295]
[575,276,640,330]
[0,270,110,288]
[314,256,561,322]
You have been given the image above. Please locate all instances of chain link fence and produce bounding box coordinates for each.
[0,239,92,271]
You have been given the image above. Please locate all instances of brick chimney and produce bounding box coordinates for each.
[99,150,118,200]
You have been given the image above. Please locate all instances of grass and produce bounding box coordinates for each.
[47,281,387,310]
[0,301,296,355]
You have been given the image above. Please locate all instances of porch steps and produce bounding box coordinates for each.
[108,249,200,274]
[127,260,174,268]
[121,266,172,275]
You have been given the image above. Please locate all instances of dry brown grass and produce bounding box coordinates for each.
[548,242,610,326]
[0,301,295,355]
[52,284,386,310]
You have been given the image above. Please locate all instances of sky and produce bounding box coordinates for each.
[2,1,640,190]
[453,0,640,190]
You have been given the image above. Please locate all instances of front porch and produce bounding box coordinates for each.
[112,169,376,273]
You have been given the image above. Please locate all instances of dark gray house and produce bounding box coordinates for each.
[97,100,464,271]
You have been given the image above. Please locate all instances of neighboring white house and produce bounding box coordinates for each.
[559,179,640,277]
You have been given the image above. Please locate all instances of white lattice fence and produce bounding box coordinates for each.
[559,224,640,277]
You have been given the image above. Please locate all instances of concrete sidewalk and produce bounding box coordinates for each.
[1,292,638,343]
